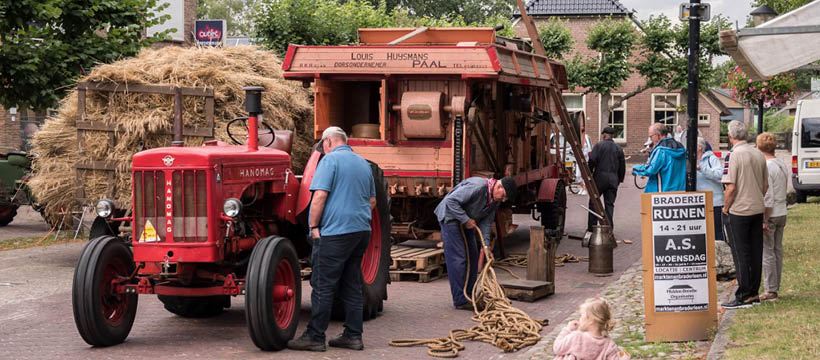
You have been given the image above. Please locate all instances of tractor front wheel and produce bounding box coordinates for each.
[245,236,301,351]
[72,236,138,347]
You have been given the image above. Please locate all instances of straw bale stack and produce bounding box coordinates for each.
[28,46,314,224]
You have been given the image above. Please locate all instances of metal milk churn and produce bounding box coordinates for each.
[583,224,616,275]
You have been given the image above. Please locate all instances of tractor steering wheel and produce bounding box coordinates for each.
[226,117,276,147]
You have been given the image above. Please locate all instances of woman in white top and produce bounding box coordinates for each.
[756,133,789,302]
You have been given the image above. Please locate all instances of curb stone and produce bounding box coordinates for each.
[706,284,738,360]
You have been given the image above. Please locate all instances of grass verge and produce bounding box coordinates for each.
[724,202,820,359]
[0,234,84,251]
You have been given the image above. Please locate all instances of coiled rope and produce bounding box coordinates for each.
[388,226,548,358]
[493,253,589,268]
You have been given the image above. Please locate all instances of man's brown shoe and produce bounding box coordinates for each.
[328,335,364,350]
[759,292,778,301]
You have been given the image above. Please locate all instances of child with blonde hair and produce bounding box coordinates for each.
[553,297,630,360]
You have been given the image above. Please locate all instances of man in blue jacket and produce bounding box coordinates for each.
[434,176,517,310]
[632,123,686,192]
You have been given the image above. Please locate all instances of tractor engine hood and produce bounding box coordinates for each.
[132,142,292,169]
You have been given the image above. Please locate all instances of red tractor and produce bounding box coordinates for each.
[71,87,392,350]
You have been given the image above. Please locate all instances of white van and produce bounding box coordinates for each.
[791,99,820,203]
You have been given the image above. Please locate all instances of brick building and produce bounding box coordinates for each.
[514,0,730,155]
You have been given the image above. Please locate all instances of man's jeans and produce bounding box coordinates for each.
[724,213,764,302]
[440,221,479,307]
[306,231,369,341]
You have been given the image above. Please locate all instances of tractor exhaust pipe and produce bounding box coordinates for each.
[243,86,265,151]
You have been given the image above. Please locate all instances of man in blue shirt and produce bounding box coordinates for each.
[433,176,517,311]
[288,127,376,352]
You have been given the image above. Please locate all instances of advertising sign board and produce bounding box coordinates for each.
[641,191,718,342]
[196,20,226,46]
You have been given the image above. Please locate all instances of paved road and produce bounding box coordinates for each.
[0,183,646,359]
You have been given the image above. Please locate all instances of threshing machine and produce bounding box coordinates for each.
[282,26,586,249]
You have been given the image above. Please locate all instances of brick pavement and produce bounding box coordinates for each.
[0,182,646,359]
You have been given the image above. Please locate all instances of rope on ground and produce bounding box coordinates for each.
[388,227,548,358]
[492,253,589,269]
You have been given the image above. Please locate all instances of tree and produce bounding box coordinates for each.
[635,14,732,117]
[198,0,257,36]
[563,18,637,131]
[537,19,574,60]
[254,0,393,55]
[752,0,814,15]
[0,0,171,111]
[253,0,516,56]
[397,0,514,25]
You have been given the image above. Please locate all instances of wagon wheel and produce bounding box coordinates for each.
[245,236,301,351]
[537,180,567,236]
[226,117,276,147]
[72,236,138,346]
[330,162,392,321]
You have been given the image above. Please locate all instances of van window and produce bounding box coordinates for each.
[801,118,820,148]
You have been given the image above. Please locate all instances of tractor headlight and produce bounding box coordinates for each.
[95,199,115,218]
[223,198,242,218]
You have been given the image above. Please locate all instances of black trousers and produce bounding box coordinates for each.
[306,231,369,341]
[588,183,617,231]
[725,213,764,302]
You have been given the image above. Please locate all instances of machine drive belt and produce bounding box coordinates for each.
[453,115,464,185]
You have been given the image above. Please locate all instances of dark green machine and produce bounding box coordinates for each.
[0,148,35,226]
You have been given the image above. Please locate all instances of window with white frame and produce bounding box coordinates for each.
[562,94,585,113]
[698,113,710,125]
[652,94,679,134]
[606,95,626,141]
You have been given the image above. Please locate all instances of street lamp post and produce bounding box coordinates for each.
[685,0,701,192]
[750,5,778,135]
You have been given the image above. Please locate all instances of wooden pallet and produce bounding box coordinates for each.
[389,265,446,283]
[390,246,446,271]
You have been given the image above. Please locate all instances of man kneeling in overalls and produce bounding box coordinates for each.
[433,176,517,311]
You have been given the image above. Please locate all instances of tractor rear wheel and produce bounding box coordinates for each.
[157,295,229,318]
[72,236,138,347]
[361,162,392,320]
[330,162,392,321]
[537,180,567,235]
[245,236,300,351]
[0,206,17,227]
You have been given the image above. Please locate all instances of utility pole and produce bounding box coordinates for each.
[757,98,764,135]
[685,0,701,192]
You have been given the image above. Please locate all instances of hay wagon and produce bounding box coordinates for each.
[282,27,585,250]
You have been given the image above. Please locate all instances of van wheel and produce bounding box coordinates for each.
[796,190,807,203]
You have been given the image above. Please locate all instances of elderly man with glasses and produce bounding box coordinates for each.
[632,122,686,193]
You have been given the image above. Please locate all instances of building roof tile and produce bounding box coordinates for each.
[515,0,631,16]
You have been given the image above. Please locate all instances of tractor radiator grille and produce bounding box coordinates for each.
[134,170,208,243]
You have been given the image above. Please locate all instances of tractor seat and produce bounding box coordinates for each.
[260,130,293,154]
